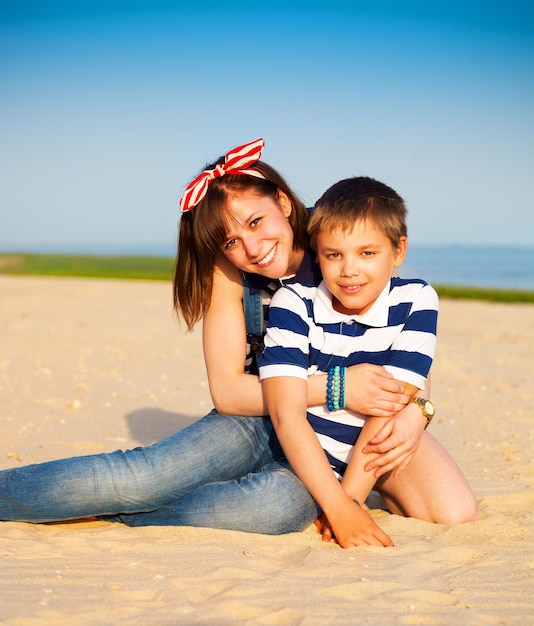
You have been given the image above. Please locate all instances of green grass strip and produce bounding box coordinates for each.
[1,253,533,303]
[434,285,534,304]
[0,253,174,281]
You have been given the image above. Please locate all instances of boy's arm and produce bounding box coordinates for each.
[317,381,423,543]
[356,283,439,478]
[361,380,431,478]
[340,382,423,499]
[315,414,389,543]
[263,376,393,548]
[340,416,392,504]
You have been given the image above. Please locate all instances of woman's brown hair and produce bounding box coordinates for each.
[173,158,309,331]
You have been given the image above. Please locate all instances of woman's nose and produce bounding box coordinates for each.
[242,236,262,259]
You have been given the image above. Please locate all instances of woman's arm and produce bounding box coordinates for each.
[263,376,393,548]
[202,255,268,416]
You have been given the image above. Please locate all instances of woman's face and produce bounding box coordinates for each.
[220,191,304,278]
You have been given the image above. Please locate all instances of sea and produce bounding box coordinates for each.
[1,243,533,291]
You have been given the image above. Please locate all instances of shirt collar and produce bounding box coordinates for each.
[313,280,392,327]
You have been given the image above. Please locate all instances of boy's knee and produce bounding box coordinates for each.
[437,496,478,525]
[456,500,478,524]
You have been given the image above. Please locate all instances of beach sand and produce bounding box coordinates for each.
[1,275,533,625]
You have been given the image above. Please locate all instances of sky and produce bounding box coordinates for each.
[1,0,533,251]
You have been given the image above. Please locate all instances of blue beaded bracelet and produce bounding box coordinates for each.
[333,366,340,410]
[327,365,346,411]
[326,367,335,411]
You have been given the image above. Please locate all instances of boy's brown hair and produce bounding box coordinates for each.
[308,176,408,251]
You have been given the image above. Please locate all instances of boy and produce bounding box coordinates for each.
[259,176,475,548]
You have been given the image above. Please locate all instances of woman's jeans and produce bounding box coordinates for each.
[0,410,319,534]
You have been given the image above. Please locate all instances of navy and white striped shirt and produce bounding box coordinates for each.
[258,277,439,476]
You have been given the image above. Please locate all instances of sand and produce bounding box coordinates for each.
[0,275,533,625]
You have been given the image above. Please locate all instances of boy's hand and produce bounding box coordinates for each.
[362,404,427,478]
[315,512,339,543]
[345,364,410,417]
[315,502,394,548]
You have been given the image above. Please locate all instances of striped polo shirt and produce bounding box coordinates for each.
[258,277,439,477]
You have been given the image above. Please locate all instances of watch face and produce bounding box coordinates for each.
[424,400,435,417]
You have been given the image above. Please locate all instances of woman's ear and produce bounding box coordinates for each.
[277,190,293,218]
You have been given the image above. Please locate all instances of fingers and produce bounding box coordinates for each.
[365,422,395,447]
[343,528,395,548]
[315,515,336,543]
[323,525,395,548]
[363,437,416,473]
[362,433,400,456]
[363,395,411,417]
[322,527,334,543]
[378,531,395,547]
[372,451,414,478]
[391,454,412,479]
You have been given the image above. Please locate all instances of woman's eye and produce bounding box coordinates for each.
[250,217,261,228]
[224,239,238,250]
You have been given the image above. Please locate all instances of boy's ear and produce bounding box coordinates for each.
[277,190,292,217]
[393,236,408,267]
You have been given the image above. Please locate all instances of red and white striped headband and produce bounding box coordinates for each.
[179,138,266,213]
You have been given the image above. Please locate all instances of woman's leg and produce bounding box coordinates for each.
[375,431,477,524]
[0,411,278,523]
[106,462,320,535]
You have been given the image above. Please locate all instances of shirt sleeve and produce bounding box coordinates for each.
[383,282,439,388]
[258,286,311,381]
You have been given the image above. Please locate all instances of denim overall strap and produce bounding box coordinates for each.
[242,273,265,374]
[242,272,264,337]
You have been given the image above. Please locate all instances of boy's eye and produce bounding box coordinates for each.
[326,252,341,259]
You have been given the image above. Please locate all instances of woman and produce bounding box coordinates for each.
[0,139,417,539]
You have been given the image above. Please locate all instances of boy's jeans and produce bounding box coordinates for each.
[0,410,319,534]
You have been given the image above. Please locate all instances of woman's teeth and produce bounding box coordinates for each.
[256,244,277,266]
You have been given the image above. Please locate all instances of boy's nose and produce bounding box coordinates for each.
[341,261,360,277]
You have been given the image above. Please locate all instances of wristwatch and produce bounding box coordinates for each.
[410,397,435,429]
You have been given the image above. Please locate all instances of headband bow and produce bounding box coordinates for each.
[179,138,265,212]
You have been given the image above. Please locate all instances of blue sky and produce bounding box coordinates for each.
[1,0,533,250]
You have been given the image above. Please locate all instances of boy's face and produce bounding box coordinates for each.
[316,219,407,316]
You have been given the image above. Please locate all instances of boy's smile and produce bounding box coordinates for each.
[316,220,407,316]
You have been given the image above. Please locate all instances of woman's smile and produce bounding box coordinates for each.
[255,243,278,268]
[221,193,300,277]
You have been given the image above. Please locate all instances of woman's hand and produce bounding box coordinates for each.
[315,501,394,548]
[361,403,428,478]
[344,364,410,417]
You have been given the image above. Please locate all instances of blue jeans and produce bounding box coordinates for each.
[0,410,319,534]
